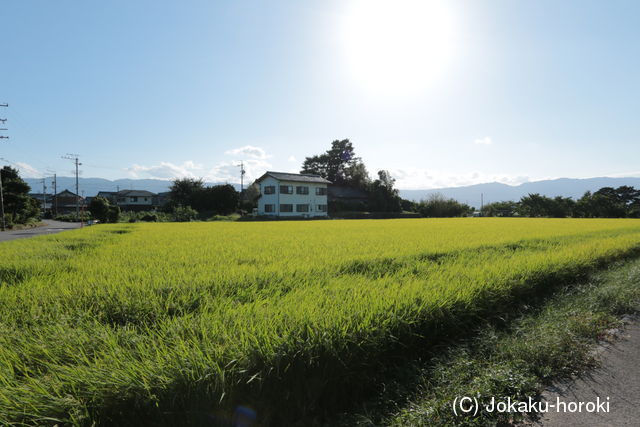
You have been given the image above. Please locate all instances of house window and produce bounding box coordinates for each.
[315,187,327,195]
[296,204,309,212]
[144,197,148,202]
[280,185,293,194]
[280,204,293,212]
[264,204,275,213]
[317,204,327,212]
[296,186,309,195]
[131,197,138,202]
[264,185,276,195]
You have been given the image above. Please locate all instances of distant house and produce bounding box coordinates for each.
[55,190,85,214]
[153,191,171,208]
[97,190,156,211]
[256,171,331,217]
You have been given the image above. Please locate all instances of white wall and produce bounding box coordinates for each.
[257,176,328,217]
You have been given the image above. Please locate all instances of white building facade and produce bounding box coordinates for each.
[256,172,331,217]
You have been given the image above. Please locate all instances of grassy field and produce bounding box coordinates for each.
[2,218,640,425]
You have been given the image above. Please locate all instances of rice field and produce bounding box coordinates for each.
[2,218,640,425]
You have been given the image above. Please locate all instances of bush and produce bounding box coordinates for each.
[141,213,158,222]
[171,205,198,222]
[54,212,91,222]
[88,197,110,223]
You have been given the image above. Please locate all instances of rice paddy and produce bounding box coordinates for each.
[2,218,640,425]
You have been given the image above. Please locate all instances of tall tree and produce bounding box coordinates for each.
[169,178,205,208]
[301,139,370,187]
[1,166,40,225]
[368,170,402,212]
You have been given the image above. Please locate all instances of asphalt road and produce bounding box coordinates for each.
[0,220,82,242]
[532,318,640,426]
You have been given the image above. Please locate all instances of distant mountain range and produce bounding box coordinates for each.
[25,176,640,208]
[399,177,640,207]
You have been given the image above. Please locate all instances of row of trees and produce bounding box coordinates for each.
[483,186,640,218]
[1,166,40,228]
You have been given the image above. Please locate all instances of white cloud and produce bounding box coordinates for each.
[474,136,493,145]
[287,155,297,163]
[14,162,42,178]
[126,158,272,184]
[207,158,272,183]
[225,145,269,160]
[126,161,203,180]
[386,167,531,189]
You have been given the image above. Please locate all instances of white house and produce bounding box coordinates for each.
[256,171,331,217]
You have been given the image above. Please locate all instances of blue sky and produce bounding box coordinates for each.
[1,0,639,189]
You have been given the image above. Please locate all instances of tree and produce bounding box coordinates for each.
[418,193,472,217]
[107,205,121,223]
[88,196,110,222]
[368,170,402,212]
[482,201,518,217]
[192,184,239,214]
[1,166,40,225]
[301,139,370,187]
[169,178,205,208]
[240,182,261,211]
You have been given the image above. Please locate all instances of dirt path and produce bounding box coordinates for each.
[0,220,82,242]
[532,317,640,426]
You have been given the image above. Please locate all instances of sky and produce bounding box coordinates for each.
[1,0,639,189]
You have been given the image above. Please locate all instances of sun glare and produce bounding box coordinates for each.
[342,0,454,96]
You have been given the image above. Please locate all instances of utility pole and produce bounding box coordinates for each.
[0,103,7,230]
[51,173,57,217]
[46,170,57,217]
[40,178,47,214]
[238,161,246,193]
[480,193,484,217]
[62,154,82,221]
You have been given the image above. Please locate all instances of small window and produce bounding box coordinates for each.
[264,185,276,195]
[264,204,275,212]
[296,186,309,195]
[280,185,293,194]
[315,187,327,196]
[296,204,309,212]
[280,204,293,212]
[317,204,327,212]
[131,196,138,202]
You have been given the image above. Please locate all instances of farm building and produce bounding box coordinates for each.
[256,171,331,217]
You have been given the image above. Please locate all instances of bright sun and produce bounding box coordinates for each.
[342,0,454,96]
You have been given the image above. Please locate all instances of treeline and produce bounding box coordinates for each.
[483,186,640,218]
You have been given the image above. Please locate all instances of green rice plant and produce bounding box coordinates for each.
[1,218,640,425]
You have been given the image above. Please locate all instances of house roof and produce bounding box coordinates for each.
[256,171,332,184]
[116,190,156,197]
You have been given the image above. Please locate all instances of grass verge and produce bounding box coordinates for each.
[333,257,640,426]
